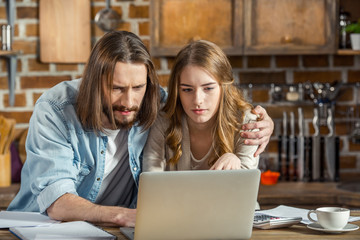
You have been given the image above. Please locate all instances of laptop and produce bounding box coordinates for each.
[121,169,260,240]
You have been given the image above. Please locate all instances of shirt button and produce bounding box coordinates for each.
[133,167,137,171]
[101,150,104,154]
[97,178,100,181]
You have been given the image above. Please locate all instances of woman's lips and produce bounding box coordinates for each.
[192,109,206,114]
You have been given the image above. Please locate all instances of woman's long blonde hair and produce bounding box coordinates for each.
[163,40,252,166]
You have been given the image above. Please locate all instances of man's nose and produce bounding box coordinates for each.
[121,90,133,108]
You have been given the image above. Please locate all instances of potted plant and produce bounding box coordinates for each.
[345,19,360,50]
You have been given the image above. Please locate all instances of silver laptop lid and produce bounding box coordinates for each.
[134,169,260,240]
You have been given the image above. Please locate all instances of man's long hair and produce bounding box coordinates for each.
[163,40,252,166]
[76,31,160,132]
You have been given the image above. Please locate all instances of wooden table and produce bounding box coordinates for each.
[1,182,360,239]
[1,214,359,240]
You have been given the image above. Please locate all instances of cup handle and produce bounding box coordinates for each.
[307,210,317,223]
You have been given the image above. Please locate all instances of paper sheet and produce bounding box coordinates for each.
[0,211,59,228]
[256,205,360,224]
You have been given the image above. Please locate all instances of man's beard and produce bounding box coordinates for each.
[103,104,139,129]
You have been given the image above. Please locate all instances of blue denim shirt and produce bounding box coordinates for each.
[7,79,167,213]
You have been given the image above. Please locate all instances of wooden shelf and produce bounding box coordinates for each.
[337,49,360,55]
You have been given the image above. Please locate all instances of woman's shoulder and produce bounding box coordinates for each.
[152,111,170,129]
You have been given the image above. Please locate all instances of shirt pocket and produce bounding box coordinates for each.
[75,163,92,185]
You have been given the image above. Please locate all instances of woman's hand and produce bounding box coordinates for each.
[210,153,241,170]
[241,105,274,157]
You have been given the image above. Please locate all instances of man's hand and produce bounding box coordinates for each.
[241,105,274,157]
[210,153,241,170]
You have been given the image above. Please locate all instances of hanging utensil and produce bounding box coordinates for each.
[351,83,360,144]
[297,107,305,181]
[95,0,121,32]
[325,108,335,181]
[279,112,288,181]
[288,112,295,181]
[312,108,320,181]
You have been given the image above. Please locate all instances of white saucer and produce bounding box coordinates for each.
[307,223,359,233]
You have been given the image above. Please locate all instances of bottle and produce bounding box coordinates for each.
[339,7,351,49]
[1,25,7,50]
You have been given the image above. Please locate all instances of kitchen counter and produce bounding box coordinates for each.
[259,181,360,208]
[2,182,360,210]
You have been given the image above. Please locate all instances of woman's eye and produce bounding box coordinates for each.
[204,87,214,91]
[181,88,192,92]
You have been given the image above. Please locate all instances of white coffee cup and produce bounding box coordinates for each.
[307,207,350,230]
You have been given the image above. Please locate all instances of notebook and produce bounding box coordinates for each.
[10,221,116,240]
[121,169,260,240]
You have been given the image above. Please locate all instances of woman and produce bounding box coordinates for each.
[143,40,259,172]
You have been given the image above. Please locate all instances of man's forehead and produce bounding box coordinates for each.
[112,62,147,86]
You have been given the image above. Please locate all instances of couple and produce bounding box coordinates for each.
[8,31,274,227]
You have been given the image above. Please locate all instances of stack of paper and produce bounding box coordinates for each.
[0,211,59,228]
[256,205,360,224]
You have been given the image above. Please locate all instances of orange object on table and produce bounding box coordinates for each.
[261,170,280,185]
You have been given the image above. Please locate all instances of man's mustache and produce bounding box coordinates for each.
[113,105,139,112]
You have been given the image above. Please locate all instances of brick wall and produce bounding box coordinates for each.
[0,0,359,180]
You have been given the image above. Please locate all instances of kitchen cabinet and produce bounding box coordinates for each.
[150,0,243,56]
[150,0,337,56]
[244,0,336,55]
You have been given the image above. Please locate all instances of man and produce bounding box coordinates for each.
[8,31,273,227]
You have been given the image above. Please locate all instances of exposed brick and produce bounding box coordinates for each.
[340,172,360,181]
[247,56,271,68]
[116,22,131,32]
[0,76,7,89]
[303,55,329,67]
[0,56,22,72]
[17,7,38,19]
[139,21,149,36]
[340,155,357,169]
[4,93,26,107]
[275,56,299,68]
[333,55,354,67]
[167,57,176,71]
[0,58,6,72]
[129,5,149,18]
[142,39,150,51]
[348,70,360,83]
[25,23,39,37]
[267,139,278,153]
[337,87,353,102]
[293,71,341,84]
[158,74,169,87]
[21,76,72,89]
[33,92,43,105]
[0,111,33,124]
[0,6,5,19]
[28,58,50,71]
[239,72,286,85]
[335,122,351,135]
[228,56,243,68]
[349,141,360,151]
[12,40,37,55]
[56,64,79,72]
[151,57,161,70]
[264,105,314,120]
[252,89,269,103]
[14,24,19,37]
